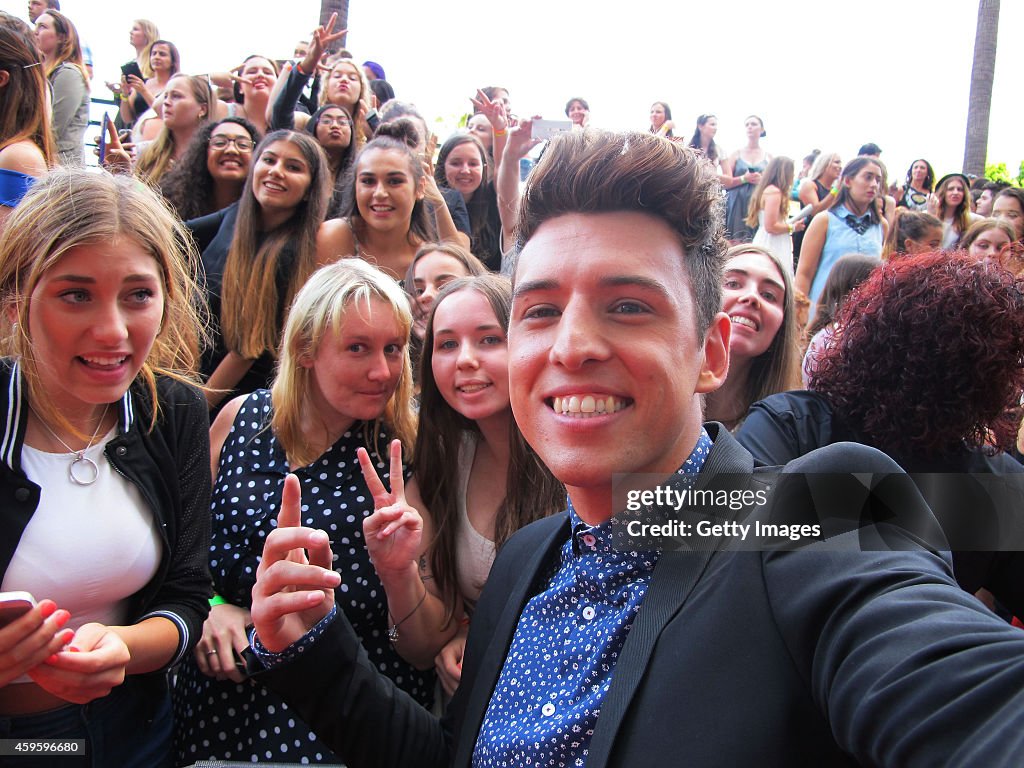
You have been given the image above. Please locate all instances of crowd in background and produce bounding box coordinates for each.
[2,2,1024,766]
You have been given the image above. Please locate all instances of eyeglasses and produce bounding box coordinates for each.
[319,116,352,127]
[209,136,255,151]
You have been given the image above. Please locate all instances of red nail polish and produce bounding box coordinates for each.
[39,600,57,619]
[68,646,80,653]
[54,610,71,627]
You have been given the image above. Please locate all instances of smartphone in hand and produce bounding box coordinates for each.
[0,591,36,626]
[98,113,111,164]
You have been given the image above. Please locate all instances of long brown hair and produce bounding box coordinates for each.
[415,274,564,622]
[745,156,794,228]
[221,130,331,360]
[38,11,88,86]
[0,20,57,164]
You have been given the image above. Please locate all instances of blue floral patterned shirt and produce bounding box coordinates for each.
[472,429,713,767]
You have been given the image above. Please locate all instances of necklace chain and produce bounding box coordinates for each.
[30,404,110,486]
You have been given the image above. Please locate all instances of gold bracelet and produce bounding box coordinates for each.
[387,586,427,644]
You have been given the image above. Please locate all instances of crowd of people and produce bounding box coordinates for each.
[2,3,1024,767]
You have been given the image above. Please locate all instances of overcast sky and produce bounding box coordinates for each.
[9,0,1021,182]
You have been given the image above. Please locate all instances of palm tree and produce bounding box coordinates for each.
[319,0,350,47]
[962,0,1000,177]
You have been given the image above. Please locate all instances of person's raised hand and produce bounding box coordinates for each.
[470,89,508,134]
[304,13,347,75]
[99,117,132,175]
[251,474,339,653]
[358,440,424,578]
[504,115,543,161]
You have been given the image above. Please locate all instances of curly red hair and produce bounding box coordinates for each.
[810,251,1024,457]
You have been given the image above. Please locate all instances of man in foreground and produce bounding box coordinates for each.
[249,130,1024,767]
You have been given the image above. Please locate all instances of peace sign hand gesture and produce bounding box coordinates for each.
[470,89,508,134]
[303,12,347,75]
[358,440,424,578]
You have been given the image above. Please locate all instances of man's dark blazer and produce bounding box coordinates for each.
[261,426,1024,767]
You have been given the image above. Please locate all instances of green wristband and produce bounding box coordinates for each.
[209,594,227,607]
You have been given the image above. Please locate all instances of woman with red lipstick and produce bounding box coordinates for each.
[704,244,800,432]
[318,134,462,280]
[0,169,211,767]
[159,116,261,220]
[174,259,433,764]
[366,274,563,696]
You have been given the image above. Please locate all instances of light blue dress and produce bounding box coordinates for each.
[808,204,883,305]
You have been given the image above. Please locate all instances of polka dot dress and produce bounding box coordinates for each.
[173,390,432,765]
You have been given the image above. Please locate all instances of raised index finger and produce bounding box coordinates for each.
[277,473,303,529]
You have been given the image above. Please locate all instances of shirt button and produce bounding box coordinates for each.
[582,534,596,548]
[14,487,30,502]
[116,446,127,456]
[541,703,555,716]
[582,606,596,620]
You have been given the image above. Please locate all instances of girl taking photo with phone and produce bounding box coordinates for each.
[0,169,211,767]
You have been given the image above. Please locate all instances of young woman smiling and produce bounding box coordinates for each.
[202,54,279,137]
[0,169,210,767]
[434,133,502,270]
[159,117,261,220]
[318,135,462,279]
[360,274,563,696]
[704,245,800,431]
[186,130,334,410]
[897,158,935,211]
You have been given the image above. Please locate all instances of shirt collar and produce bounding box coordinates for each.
[567,428,714,556]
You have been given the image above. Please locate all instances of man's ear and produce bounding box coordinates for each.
[695,312,730,395]
[0,71,10,89]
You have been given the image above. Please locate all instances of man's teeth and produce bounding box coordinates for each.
[552,395,626,417]
[730,315,757,329]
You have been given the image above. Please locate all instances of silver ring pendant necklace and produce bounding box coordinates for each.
[32,404,109,486]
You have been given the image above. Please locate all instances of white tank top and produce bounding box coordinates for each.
[4,428,161,632]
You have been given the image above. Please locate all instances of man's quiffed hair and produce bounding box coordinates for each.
[513,130,727,336]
